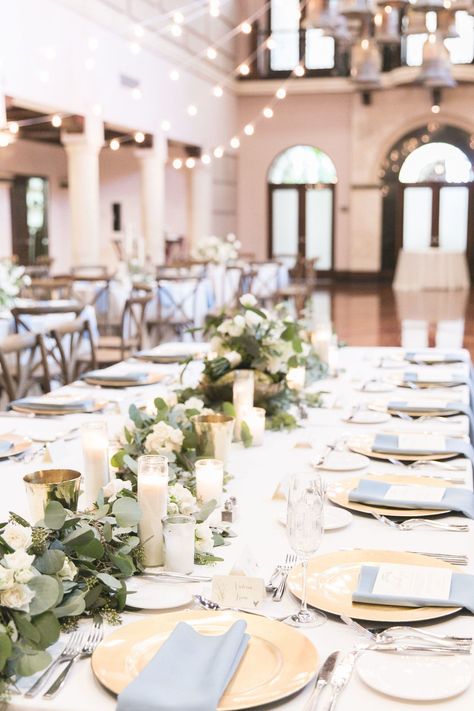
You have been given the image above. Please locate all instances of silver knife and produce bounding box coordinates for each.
[303,651,340,711]
[326,651,358,711]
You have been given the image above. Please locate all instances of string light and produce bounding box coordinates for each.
[431,104,441,113]
[169,69,180,81]
[212,85,223,97]
[8,122,19,134]
[241,22,252,34]
[92,103,102,116]
[110,138,120,151]
[185,157,196,168]
[134,131,145,143]
[173,11,184,24]
[172,158,183,169]
[201,153,211,164]
[170,24,183,37]
[263,107,274,118]
[239,63,250,75]
[187,104,198,116]
[294,64,305,77]
[129,41,141,54]
[213,146,224,158]
[51,114,62,128]
[230,136,240,149]
[161,119,171,131]
[134,24,145,38]
[244,123,254,136]
[276,87,286,99]
[266,36,276,49]
[0,133,12,148]
[206,47,217,60]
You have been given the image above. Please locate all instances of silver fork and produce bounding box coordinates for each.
[409,460,467,471]
[371,512,469,532]
[273,553,297,601]
[43,622,103,699]
[24,628,85,697]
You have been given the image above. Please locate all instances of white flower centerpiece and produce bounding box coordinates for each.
[191,233,241,264]
[0,260,30,310]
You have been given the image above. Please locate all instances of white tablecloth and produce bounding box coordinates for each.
[2,346,473,710]
[394,249,471,291]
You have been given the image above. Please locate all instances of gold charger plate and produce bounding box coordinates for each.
[287,549,460,623]
[11,400,107,416]
[393,380,465,390]
[83,373,163,388]
[0,433,32,459]
[91,609,318,710]
[348,434,455,462]
[327,474,450,517]
[386,405,461,417]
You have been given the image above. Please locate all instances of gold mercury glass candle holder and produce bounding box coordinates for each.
[23,469,82,524]
[191,413,234,464]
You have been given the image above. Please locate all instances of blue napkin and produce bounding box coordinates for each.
[405,352,467,365]
[117,620,249,711]
[0,440,12,454]
[84,371,149,383]
[353,564,474,613]
[388,400,474,442]
[404,371,468,387]
[10,397,95,412]
[348,478,474,518]
[373,433,474,466]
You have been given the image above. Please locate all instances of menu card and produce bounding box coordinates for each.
[372,564,452,603]
[384,485,446,504]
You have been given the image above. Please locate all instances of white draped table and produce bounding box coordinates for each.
[1,346,473,710]
[393,249,471,291]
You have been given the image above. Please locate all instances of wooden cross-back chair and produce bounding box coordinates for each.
[0,333,51,404]
[51,318,97,384]
[90,294,153,366]
[154,275,202,341]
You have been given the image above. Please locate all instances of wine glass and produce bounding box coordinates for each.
[285,472,326,628]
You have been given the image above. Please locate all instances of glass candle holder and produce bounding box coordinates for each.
[24,469,81,524]
[191,413,234,464]
[81,421,109,507]
[233,369,255,440]
[311,324,332,365]
[137,455,169,567]
[163,515,196,574]
[195,458,224,505]
[241,406,266,446]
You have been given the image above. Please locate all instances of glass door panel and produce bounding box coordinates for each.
[439,186,469,251]
[270,0,300,70]
[272,189,299,256]
[403,187,432,250]
[305,188,333,269]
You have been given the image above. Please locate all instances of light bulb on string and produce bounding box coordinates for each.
[134,131,145,143]
[212,85,223,97]
[206,47,217,60]
[230,136,240,149]
[241,22,252,34]
[294,64,305,77]
[173,158,183,169]
[132,87,142,100]
[213,146,224,158]
[0,134,11,148]
[201,153,211,165]
[51,114,62,128]
[276,87,286,99]
[185,157,196,168]
[263,107,274,118]
[8,122,19,134]
[169,69,180,81]
[244,123,254,136]
[266,36,276,49]
[110,138,120,151]
[431,104,441,114]
[239,63,250,76]
[170,23,182,37]
[161,119,171,131]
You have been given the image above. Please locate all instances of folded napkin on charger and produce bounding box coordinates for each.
[348,478,474,518]
[353,564,474,613]
[403,371,468,387]
[372,433,474,465]
[387,400,469,415]
[405,352,468,365]
[83,371,149,383]
[0,440,12,453]
[10,397,95,412]
[117,620,249,711]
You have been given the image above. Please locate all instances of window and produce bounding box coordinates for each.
[268,145,338,184]
[406,11,474,66]
[399,142,473,183]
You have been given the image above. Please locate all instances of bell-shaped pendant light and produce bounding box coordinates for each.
[419,32,457,86]
[437,8,459,38]
[350,37,382,83]
[403,8,428,34]
[303,0,340,29]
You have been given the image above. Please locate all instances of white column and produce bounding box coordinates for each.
[135,134,167,265]
[61,116,103,267]
[188,163,213,248]
[0,180,12,258]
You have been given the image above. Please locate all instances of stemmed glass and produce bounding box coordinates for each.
[285,472,326,628]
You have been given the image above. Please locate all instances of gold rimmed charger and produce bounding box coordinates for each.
[390,378,466,390]
[11,399,108,416]
[0,433,32,459]
[347,434,456,462]
[91,609,318,710]
[287,549,460,623]
[327,474,451,517]
[83,373,164,388]
[370,402,462,418]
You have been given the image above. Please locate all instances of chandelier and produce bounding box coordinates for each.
[304,0,473,88]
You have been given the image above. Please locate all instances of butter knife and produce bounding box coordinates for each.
[326,651,358,711]
[304,651,340,710]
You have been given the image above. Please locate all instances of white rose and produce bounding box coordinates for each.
[3,550,35,571]
[145,421,183,454]
[58,557,78,581]
[0,566,14,591]
[14,568,35,584]
[245,309,263,327]
[227,315,246,338]
[103,479,133,502]
[169,483,198,516]
[184,397,205,411]
[0,583,35,611]
[195,522,214,554]
[2,522,32,551]
[240,293,257,308]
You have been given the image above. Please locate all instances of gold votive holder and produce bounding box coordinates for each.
[23,469,82,524]
[191,414,234,464]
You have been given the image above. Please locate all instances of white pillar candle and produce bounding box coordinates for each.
[233,369,254,440]
[163,515,196,574]
[311,324,332,364]
[328,334,339,376]
[286,366,306,391]
[81,421,109,507]
[242,407,265,446]
[195,458,224,505]
[137,455,169,567]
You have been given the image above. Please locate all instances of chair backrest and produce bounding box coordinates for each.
[223,265,245,308]
[156,276,201,326]
[70,265,109,278]
[249,261,281,299]
[0,332,51,403]
[120,295,153,356]
[51,318,97,384]
[26,278,73,301]
[12,302,84,334]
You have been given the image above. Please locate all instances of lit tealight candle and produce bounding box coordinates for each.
[233,370,254,440]
[195,458,224,505]
[163,515,196,574]
[286,366,306,391]
[242,406,265,446]
[311,324,332,364]
[137,455,169,566]
[81,421,109,507]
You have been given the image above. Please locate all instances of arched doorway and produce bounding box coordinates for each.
[268,145,337,272]
[380,124,474,275]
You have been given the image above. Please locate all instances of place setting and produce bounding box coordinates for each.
[9,392,108,416]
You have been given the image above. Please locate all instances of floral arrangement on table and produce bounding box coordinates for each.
[191,233,241,264]
[179,294,325,429]
[111,397,233,564]
[0,490,142,695]
[0,259,30,310]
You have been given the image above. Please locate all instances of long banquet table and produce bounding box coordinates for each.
[2,345,474,710]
